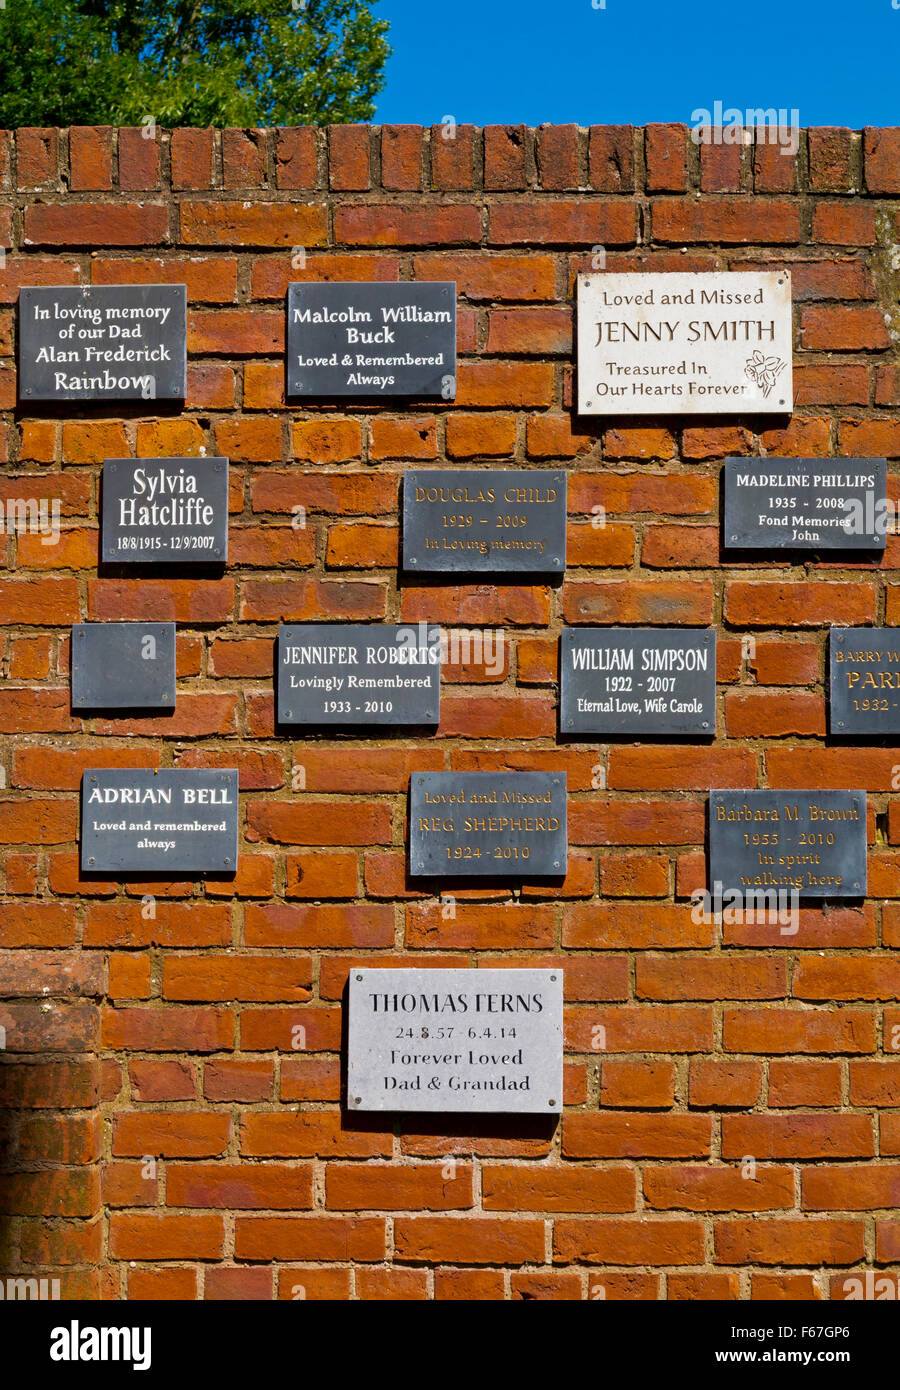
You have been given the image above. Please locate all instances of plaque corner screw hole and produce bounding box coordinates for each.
[356,974,363,981]
[548,1099,557,1108]
[352,1096,361,1107]
[88,857,95,866]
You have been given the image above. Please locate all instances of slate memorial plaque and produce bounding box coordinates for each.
[410,771,567,877]
[287,281,456,398]
[277,623,441,725]
[830,628,900,735]
[403,469,566,574]
[577,270,793,416]
[348,967,564,1114]
[709,789,866,900]
[81,769,238,874]
[724,457,887,550]
[71,623,176,710]
[561,628,716,736]
[19,285,187,401]
[101,457,228,564]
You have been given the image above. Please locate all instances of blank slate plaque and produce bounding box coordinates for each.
[403,469,566,574]
[20,285,186,401]
[101,457,228,564]
[410,771,567,878]
[287,281,456,398]
[724,458,887,550]
[348,968,564,1114]
[71,623,175,710]
[830,628,900,735]
[709,789,866,900]
[81,769,238,875]
[561,628,715,736]
[277,624,440,725]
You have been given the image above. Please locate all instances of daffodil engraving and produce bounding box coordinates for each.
[744,349,786,398]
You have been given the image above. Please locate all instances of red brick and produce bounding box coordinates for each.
[69,127,112,190]
[223,128,266,188]
[336,204,480,246]
[802,304,890,350]
[394,1216,543,1265]
[182,201,327,248]
[813,202,877,246]
[18,128,58,188]
[484,125,529,190]
[171,128,215,189]
[490,200,634,246]
[754,132,799,192]
[725,581,875,628]
[653,198,801,244]
[25,202,167,247]
[536,124,579,190]
[646,124,688,191]
[276,128,318,189]
[329,125,371,190]
[716,1219,864,1266]
[414,252,555,301]
[589,126,634,191]
[110,1213,225,1260]
[689,1059,761,1109]
[430,123,477,190]
[645,1165,793,1212]
[381,126,423,191]
[117,127,161,190]
[564,579,713,626]
[865,127,900,193]
[555,1219,704,1266]
[699,134,744,192]
[809,128,854,192]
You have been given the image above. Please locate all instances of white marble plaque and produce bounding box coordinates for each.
[577,271,793,416]
[348,968,563,1113]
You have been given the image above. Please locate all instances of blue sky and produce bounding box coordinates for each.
[374,0,900,128]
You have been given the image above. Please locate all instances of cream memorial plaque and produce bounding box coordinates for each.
[577,271,793,416]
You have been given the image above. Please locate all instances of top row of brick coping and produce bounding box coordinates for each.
[5,125,900,196]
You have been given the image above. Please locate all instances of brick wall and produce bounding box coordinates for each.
[2,122,900,1302]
